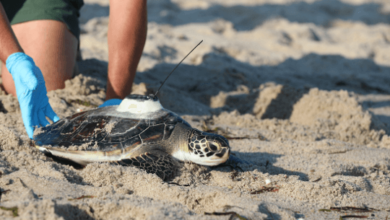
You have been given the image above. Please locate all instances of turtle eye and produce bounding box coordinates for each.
[209,143,218,151]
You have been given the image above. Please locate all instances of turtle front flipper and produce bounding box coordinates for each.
[116,153,179,181]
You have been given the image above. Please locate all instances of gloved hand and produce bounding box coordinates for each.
[99,99,122,108]
[6,52,60,139]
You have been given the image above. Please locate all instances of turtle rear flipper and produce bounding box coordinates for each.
[117,153,179,181]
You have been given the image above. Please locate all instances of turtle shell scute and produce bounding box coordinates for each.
[140,124,165,143]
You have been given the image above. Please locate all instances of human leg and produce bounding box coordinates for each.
[2,19,78,96]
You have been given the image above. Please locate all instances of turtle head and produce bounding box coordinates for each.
[186,129,230,166]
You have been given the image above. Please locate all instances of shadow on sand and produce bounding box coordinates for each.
[78,47,390,132]
[213,152,309,181]
[55,204,94,220]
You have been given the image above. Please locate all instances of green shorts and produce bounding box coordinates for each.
[1,0,84,40]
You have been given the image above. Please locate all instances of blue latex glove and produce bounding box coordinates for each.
[6,52,60,139]
[99,99,122,108]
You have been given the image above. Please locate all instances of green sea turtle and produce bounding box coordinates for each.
[33,94,230,180]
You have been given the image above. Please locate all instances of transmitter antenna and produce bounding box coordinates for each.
[154,40,203,97]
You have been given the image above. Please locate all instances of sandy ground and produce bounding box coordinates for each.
[1,0,390,219]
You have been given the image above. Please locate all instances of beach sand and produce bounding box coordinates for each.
[1,0,390,219]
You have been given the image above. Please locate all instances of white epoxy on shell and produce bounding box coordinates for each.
[116,97,163,114]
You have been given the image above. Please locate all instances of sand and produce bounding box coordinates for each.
[1,0,390,219]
